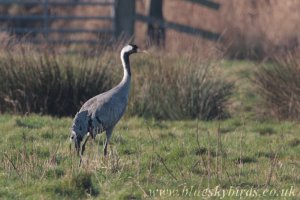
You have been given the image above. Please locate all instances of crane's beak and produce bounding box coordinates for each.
[137,48,149,54]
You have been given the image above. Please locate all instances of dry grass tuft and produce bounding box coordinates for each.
[128,55,233,120]
[0,42,233,119]
[254,53,300,120]
[0,43,115,116]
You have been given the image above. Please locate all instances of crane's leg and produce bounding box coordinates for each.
[81,133,90,156]
[79,133,90,166]
[104,128,113,157]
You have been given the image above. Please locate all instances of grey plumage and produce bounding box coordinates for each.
[70,44,144,159]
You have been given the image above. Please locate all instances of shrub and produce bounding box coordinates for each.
[0,46,233,120]
[128,56,233,120]
[0,47,114,116]
[254,54,300,120]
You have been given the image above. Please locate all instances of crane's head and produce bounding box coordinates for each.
[70,111,89,155]
[121,44,148,56]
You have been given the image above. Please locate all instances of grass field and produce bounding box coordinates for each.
[0,61,299,199]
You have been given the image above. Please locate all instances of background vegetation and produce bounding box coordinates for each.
[254,54,300,120]
[0,44,233,120]
[0,46,115,116]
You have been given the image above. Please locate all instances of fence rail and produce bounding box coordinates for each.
[0,15,113,21]
[136,13,221,41]
[0,0,114,6]
[0,28,113,34]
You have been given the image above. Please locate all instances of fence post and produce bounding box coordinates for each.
[43,0,49,42]
[146,0,165,47]
[113,0,135,40]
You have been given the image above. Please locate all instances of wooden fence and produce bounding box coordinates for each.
[0,0,116,44]
[0,0,221,45]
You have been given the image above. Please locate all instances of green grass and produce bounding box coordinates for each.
[0,114,299,199]
[0,60,299,199]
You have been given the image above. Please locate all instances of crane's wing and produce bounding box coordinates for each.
[93,97,126,128]
[78,87,115,112]
[79,87,128,130]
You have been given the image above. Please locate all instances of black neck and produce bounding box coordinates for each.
[123,54,131,76]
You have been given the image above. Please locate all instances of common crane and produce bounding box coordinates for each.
[70,44,146,161]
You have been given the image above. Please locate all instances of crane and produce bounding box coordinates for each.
[70,44,146,161]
